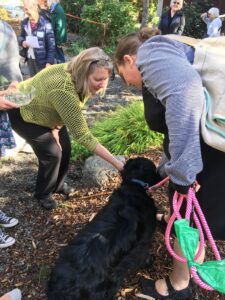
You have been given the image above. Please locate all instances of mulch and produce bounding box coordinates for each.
[0,149,225,299]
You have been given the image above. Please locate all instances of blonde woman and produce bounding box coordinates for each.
[158,0,185,35]
[201,7,222,37]
[8,48,124,210]
[19,0,55,76]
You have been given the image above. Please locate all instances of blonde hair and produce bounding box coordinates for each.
[23,0,39,17]
[38,0,48,9]
[114,27,161,69]
[67,47,113,99]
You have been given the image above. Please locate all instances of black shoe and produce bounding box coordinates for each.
[56,183,75,196]
[140,277,193,300]
[38,196,57,210]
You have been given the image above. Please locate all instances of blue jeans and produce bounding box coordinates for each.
[55,45,65,64]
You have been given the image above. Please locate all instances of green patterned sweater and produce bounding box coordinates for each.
[19,63,98,151]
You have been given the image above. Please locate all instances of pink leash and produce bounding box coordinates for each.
[148,177,221,291]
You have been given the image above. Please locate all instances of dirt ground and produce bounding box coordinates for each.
[1,149,225,300]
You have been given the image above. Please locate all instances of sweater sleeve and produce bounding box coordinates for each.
[176,14,185,35]
[44,20,55,64]
[18,19,27,46]
[137,37,204,193]
[49,88,98,151]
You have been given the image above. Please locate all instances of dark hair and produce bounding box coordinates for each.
[114,27,161,68]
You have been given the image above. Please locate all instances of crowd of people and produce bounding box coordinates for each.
[1,0,225,299]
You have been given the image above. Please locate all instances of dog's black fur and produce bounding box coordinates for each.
[47,157,159,300]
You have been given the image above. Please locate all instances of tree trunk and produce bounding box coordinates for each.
[157,0,164,17]
[141,0,150,28]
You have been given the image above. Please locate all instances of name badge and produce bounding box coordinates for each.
[37,31,44,38]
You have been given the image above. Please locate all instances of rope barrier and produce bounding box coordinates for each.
[66,13,107,36]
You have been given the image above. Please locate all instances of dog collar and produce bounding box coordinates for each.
[130,179,150,193]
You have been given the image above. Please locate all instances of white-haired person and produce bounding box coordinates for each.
[0,20,22,249]
[158,0,185,35]
[201,7,222,37]
[7,47,124,210]
[0,94,19,249]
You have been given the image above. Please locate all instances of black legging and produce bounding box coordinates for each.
[8,108,71,199]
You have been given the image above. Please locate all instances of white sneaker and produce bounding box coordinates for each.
[5,288,22,300]
[0,210,18,228]
[0,229,16,248]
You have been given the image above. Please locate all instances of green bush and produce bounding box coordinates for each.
[80,0,137,47]
[149,0,159,26]
[183,0,214,38]
[60,0,96,33]
[71,101,163,161]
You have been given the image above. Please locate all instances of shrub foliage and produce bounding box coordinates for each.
[71,101,163,161]
[80,0,137,47]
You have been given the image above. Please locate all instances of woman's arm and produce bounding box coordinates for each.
[18,20,27,46]
[93,143,124,171]
[200,13,209,24]
[176,14,185,35]
[49,89,124,171]
[44,20,55,65]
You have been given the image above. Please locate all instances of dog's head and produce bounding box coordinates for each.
[121,157,160,186]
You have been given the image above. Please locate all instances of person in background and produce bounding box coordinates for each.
[0,21,23,84]
[47,0,67,63]
[201,7,222,37]
[37,0,51,20]
[18,0,55,76]
[158,0,185,35]
[0,288,21,300]
[114,27,225,299]
[8,47,124,210]
[0,21,22,249]
[0,94,19,249]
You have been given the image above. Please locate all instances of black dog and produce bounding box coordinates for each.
[47,157,159,300]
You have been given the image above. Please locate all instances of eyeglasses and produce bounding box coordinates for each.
[173,1,180,4]
[91,59,113,69]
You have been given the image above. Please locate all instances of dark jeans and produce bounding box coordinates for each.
[55,45,65,64]
[8,109,71,199]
